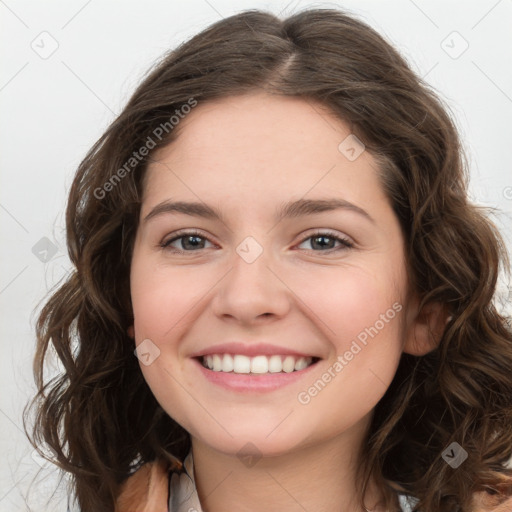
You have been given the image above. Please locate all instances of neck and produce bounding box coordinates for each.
[191,416,386,512]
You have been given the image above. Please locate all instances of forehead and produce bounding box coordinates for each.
[151,92,349,164]
[142,92,388,215]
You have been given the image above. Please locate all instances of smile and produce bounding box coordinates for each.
[201,354,318,374]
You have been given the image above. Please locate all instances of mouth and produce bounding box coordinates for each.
[197,354,321,375]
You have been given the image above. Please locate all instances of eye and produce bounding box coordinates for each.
[160,229,354,255]
[296,231,354,253]
[160,230,214,253]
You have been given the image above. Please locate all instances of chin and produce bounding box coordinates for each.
[189,416,316,459]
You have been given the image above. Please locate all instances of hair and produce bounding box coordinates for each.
[24,7,512,512]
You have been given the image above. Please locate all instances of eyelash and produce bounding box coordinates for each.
[160,229,354,255]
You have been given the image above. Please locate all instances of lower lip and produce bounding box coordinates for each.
[193,358,319,393]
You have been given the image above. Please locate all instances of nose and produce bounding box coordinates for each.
[210,243,291,325]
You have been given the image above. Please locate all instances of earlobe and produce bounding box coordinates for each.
[127,326,135,339]
[404,300,451,356]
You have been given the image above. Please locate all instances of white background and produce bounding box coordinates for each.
[1,0,511,510]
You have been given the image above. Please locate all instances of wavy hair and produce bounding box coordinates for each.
[25,8,512,512]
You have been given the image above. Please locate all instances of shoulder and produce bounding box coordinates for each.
[471,488,512,512]
[115,458,171,512]
[399,488,512,512]
[114,460,512,512]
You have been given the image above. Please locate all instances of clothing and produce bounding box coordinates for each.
[116,452,512,511]
[115,450,416,511]
[168,452,202,512]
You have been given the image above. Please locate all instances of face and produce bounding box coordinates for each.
[130,92,419,457]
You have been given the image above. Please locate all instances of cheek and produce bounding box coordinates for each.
[294,264,406,408]
[130,260,199,427]
[130,258,201,340]
[298,265,404,348]
[294,275,404,436]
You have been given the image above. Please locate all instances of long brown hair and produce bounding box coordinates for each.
[25,8,512,512]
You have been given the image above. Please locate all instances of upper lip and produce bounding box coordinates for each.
[190,342,320,359]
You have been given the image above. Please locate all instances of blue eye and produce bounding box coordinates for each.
[160,230,354,254]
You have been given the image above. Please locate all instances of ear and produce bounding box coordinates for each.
[404,298,452,356]
[127,325,135,339]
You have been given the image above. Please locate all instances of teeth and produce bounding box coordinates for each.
[202,354,314,374]
[212,354,222,371]
[268,355,282,373]
[222,354,234,372]
[233,355,251,374]
[282,355,295,373]
[294,357,308,371]
[251,355,268,374]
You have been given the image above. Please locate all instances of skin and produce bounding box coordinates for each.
[130,92,441,512]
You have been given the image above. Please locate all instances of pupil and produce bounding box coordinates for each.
[183,236,203,250]
[313,235,333,250]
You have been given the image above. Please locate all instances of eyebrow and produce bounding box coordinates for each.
[143,198,374,224]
